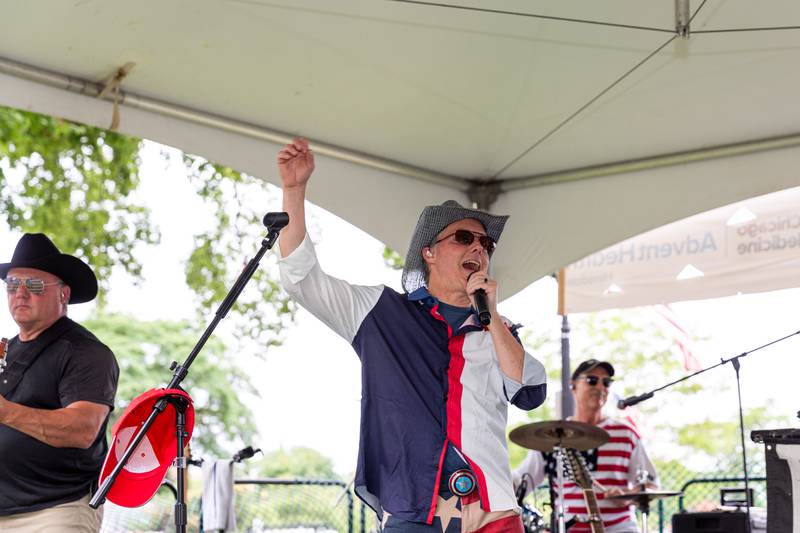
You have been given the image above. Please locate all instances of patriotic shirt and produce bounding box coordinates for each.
[278,235,547,524]
[513,418,658,532]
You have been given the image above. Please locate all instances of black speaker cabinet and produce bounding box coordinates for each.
[672,511,748,533]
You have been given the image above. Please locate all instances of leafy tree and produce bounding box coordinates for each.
[180,155,298,347]
[83,312,257,456]
[0,106,157,304]
[382,246,405,270]
[250,447,339,479]
[0,105,297,344]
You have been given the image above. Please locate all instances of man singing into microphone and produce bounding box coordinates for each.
[276,138,547,532]
[514,359,659,532]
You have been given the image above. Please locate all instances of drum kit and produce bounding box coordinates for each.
[509,420,682,533]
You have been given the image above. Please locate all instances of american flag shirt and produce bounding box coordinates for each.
[513,418,658,532]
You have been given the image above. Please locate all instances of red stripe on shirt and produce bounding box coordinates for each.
[426,442,449,525]
[602,423,641,439]
[567,506,630,515]
[598,449,631,459]
[608,436,634,447]
[445,332,491,512]
[569,514,633,530]
[445,334,465,447]
[596,464,629,473]
[563,478,629,489]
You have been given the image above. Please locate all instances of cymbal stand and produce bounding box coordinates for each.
[635,472,651,533]
[90,212,290,533]
[554,428,567,533]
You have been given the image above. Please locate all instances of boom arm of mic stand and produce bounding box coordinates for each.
[91,213,288,509]
[616,328,800,410]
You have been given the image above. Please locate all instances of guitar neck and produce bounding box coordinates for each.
[581,488,605,533]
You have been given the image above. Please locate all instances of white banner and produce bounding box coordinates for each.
[565,186,800,313]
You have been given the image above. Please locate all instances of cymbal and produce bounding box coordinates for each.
[509,420,610,452]
[605,490,682,502]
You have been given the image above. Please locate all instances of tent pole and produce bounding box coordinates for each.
[557,269,575,418]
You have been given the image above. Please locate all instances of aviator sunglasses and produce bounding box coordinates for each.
[433,229,496,254]
[576,375,614,388]
[4,276,63,295]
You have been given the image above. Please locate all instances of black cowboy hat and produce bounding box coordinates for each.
[0,233,98,304]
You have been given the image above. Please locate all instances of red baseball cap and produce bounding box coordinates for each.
[99,388,195,507]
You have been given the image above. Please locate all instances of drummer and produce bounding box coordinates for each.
[513,359,658,532]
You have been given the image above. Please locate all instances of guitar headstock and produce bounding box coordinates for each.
[563,447,593,489]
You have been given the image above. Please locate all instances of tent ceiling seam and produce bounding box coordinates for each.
[387,0,674,33]
[500,133,800,191]
[491,34,677,180]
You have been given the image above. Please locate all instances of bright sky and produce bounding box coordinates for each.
[2,141,798,475]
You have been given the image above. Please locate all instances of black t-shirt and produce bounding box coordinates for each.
[0,316,119,515]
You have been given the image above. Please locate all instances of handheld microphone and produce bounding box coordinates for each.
[263,212,290,230]
[473,289,491,326]
[617,391,654,410]
[467,271,491,325]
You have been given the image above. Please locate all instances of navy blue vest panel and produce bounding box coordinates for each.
[352,287,453,522]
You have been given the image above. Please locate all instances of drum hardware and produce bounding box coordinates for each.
[520,503,547,533]
[606,489,682,532]
[511,420,610,533]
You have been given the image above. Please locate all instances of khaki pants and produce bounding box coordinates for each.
[0,494,103,533]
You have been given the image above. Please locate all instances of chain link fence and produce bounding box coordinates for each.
[100,478,381,533]
[100,482,178,533]
[99,453,767,532]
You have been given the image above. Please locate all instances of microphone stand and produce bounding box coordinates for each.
[89,212,290,533]
[617,329,800,533]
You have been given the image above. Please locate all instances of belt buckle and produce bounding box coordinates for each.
[448,469,476,497]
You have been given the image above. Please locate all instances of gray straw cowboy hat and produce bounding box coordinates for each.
[0,233,98,304]
[401,200,509,293]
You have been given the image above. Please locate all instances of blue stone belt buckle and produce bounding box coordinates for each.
[448,469,477,497]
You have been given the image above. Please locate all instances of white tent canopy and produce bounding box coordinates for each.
[3,1,800,297]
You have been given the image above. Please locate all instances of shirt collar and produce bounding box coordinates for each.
[407,286,480,321]
[408,286,435,303]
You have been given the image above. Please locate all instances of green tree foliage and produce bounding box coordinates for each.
[251,447,339,479]
[0,105,297,345]
[84,312,257,456]
[181,156,298,347]
[382,245,405,270]
[0,106,158,303]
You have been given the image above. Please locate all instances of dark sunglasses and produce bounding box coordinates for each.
[576,375,614,387]
[4,277,63,295]
[433,229,496,254]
